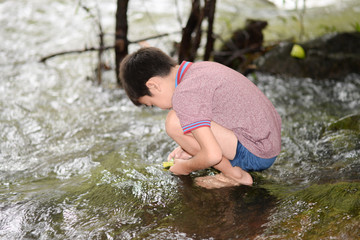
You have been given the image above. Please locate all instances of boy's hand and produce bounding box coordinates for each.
[169,158,192,175]
[167,146,192,161]
[167,146,192,175]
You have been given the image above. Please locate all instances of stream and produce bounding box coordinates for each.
[1,0,359,239]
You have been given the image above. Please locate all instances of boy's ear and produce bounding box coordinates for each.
[146,77,161,92]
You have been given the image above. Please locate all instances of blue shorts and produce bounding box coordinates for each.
[230,141,277,172]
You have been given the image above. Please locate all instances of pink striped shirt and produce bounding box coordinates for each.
[172,61,282,158]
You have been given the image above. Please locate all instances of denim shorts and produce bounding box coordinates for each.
[230,141,277,172]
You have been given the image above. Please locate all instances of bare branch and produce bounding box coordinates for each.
[39,46,113,63]
[39,31,181,63]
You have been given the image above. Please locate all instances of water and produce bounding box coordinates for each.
[1,0,359,239]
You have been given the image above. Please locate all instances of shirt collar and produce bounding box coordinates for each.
[175,61,193,88]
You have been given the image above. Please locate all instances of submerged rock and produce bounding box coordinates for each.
[314,113,360,180]
[260,182,360,239]
[255,32,360,79]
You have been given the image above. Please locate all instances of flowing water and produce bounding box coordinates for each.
[1,0,359,239]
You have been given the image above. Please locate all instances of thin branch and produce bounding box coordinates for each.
[39,46,113,63]
[39,31,181,63]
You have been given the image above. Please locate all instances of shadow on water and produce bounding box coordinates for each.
[165,176,277,240]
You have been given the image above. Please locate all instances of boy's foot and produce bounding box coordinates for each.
[195,173,244,189]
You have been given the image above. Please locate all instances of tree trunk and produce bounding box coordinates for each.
[203,0,216,61]
[178,0,216,63]
[115,0,129,87]
[178,0,201,63]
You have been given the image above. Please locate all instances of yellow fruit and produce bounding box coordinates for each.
[291,44,306,59]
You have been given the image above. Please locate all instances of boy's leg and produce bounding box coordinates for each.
[166,110,237,160]
[166,110,253,187]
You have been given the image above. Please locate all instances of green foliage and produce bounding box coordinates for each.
[319,24,338,33]
[353,22,360,32]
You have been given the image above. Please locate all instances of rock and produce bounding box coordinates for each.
[255,32,360,79]
[260,182,360,239]
[214,19,268,73]
[327,113,360,132]
[316,113,360,173]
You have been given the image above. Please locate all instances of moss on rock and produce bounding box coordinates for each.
[259,182,360,239]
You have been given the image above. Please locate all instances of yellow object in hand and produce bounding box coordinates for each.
[163,159,174,169]
[290,44,306,59]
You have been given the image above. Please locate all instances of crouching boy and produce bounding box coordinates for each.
[120,47,281,188]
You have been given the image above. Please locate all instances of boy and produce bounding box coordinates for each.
[120,47,281,188]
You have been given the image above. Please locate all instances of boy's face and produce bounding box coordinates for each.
[138,79,173,110]
[138,93,172,110]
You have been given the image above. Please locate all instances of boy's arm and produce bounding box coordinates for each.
[169,127,222,175]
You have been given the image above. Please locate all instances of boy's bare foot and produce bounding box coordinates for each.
[195,173,251,189]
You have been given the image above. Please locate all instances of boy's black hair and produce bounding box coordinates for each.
[120,47,177,106]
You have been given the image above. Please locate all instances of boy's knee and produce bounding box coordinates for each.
[165,110,182,138]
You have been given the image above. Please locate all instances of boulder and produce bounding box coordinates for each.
[255,32,360,79]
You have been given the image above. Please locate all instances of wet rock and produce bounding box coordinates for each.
[259,182,360,239]
[255,32,360,79]
[315,113,360,181]
[327,113,360,132]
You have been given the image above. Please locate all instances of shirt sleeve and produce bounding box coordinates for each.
[182,120,211,134]
[172,84,213,134]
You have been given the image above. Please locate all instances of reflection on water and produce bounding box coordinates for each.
[0,0,359,239]
[172,178,277,239]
